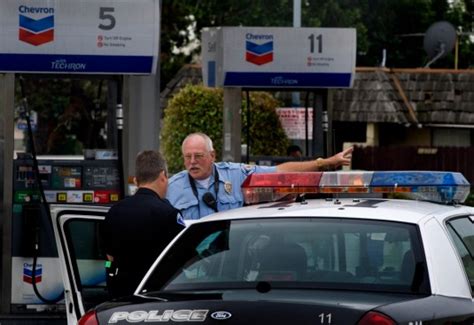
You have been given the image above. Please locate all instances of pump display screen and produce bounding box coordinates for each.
[52,166,82,189]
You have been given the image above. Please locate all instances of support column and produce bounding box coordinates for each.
[123,75,160,192]
[223,88,242,162]
[366,123,379,146]
[312,89,326,157]
[0,74,15,313]
[326,89,334,156]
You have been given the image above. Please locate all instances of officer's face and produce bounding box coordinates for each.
[182,137,216,180]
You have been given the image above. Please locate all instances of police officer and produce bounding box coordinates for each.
[167,132,353,220]
[103,150,185,298]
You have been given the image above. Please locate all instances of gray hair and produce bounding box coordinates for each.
[135,150,167,185]
[181,132,214,152]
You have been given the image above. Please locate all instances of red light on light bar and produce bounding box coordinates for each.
[241,173,323,204]
[242,172,323,188]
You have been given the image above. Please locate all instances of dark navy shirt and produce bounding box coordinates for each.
[103,188,185,296]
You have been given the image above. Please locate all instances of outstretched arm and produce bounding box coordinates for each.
[276,147,353,172]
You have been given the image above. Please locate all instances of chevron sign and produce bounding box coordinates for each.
[218,27,356,88]
[18,6,54,46]
[245,34,273,65]
[23,263,42,284]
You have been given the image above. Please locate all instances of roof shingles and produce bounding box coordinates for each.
[332,69,474,125]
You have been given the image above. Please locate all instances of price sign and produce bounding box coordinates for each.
[0,0,160,74]
[216,27,356,88]
[276,107,313,140]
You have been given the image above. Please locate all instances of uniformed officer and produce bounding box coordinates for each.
[167,133,353,220]
[103,150,185,298]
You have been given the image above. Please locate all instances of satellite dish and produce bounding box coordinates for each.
[423,21,457,67]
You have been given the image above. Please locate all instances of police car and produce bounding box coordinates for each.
[51,171,474,324]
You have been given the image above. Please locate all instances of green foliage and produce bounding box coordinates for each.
[15,78,107,154]
[162,85,289,173]
[465,191,474,207]
[242,92,289,156]
[160,2,195,90]
[162,85,224,173]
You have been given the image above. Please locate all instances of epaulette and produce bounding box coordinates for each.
[215,161,240,170]
[168,170,188,185]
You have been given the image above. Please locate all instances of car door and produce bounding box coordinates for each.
[50,205,110,325]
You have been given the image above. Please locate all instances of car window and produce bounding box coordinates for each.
[64,218,109,309]
[446,216,474,294]
[141,218,429,295]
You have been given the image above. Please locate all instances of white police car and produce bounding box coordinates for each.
[51,171,474,324]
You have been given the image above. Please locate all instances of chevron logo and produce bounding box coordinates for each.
[23,263,42,284]
[245,39,273,65]
[18,11,54,46]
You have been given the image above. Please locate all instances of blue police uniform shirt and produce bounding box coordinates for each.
[167,162,277,220]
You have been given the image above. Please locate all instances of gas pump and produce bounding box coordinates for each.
[9,76,123,315]
[11,155,121,308]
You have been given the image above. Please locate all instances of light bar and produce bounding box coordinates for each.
[240,172,323,204]
[241,171,471,205]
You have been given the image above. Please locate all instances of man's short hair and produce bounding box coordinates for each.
[135,150,167,185]
[287,145,302,156]
[182,132,214,152]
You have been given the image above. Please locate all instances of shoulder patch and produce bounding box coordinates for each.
[177,212,186,227]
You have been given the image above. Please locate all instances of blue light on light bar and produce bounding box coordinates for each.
[370,171,471,203]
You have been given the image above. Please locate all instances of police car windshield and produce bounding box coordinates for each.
[140,218,429,295]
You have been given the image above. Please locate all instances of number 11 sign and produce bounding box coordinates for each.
[217,27,356,88]
[0,0,160,75]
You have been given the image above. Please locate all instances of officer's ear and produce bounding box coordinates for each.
[157,170,167,182]
[210,150,216,161]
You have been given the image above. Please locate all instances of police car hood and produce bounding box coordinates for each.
[94,289,427,324]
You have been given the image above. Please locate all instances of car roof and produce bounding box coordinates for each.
[197,198,474,225]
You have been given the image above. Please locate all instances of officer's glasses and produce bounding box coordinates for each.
[184,153,207,162]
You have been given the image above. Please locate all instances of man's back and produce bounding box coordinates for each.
[103,187,184,296]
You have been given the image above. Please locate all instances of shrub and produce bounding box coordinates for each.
[465,191,474,207]
[161,85,224,173]
[162,85,289,173]
[242,91,289,156]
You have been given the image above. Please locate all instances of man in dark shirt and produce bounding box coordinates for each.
[103,150,185,298]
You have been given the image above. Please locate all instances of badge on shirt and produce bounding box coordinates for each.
[224,181,232,194]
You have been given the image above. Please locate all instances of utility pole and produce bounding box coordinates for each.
[292,0,301,108]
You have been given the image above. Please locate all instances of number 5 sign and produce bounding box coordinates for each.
[0,0,160,74]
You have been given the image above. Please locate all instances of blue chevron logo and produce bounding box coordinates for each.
[19,15,54,33]
[246,41,273,55]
